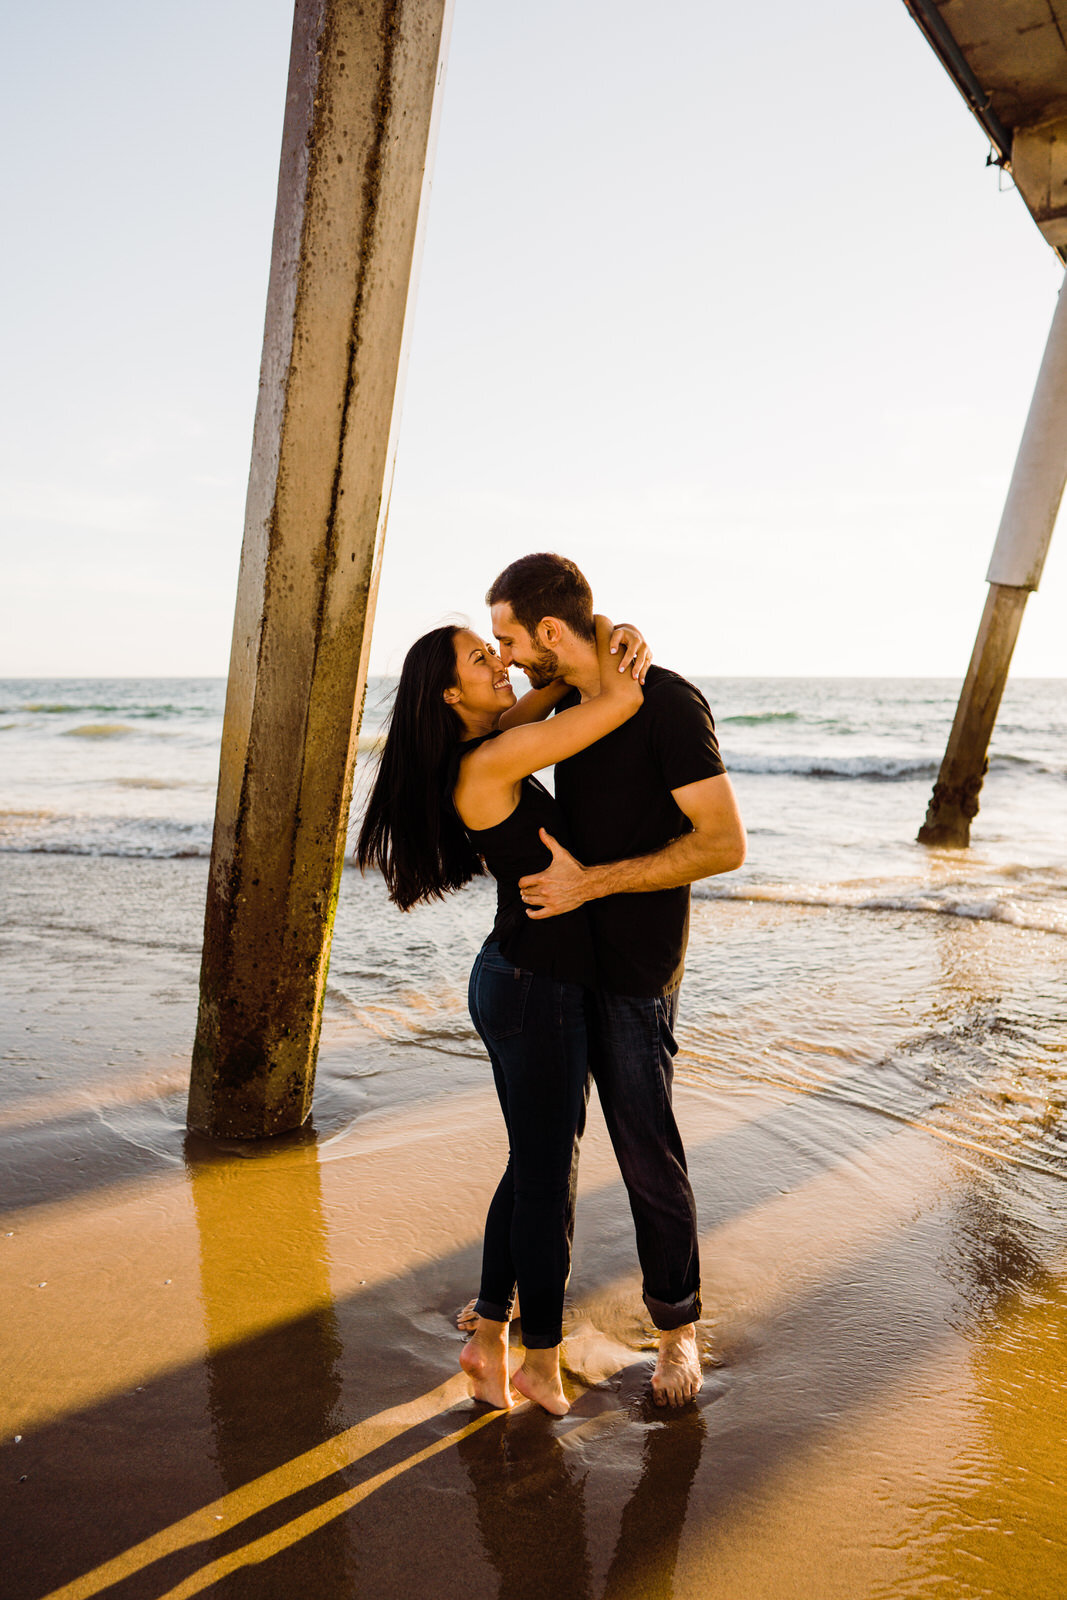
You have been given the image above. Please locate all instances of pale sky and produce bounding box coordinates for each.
[2,0,1065,679]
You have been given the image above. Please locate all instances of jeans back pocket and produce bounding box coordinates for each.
[474,954,533,1041]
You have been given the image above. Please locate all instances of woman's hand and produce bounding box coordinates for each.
[595,616,644,703]
[460,616,644,805]
[601,617,651,683]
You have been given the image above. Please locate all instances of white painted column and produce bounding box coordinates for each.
[919,270,1067,846]
[190,0,453,1136]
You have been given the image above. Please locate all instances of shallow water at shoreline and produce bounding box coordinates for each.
[4,675,1067,1596]
[4,848,1067,1598]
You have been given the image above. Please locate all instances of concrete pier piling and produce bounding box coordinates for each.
[919,271,1067,848]
[916,584,1030,846]
[189,0,453,1137]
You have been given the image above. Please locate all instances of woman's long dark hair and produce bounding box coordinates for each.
[356,625,484,910]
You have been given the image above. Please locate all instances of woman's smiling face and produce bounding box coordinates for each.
[447,629,517,720]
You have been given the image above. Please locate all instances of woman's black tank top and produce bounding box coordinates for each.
[457,734,596,987]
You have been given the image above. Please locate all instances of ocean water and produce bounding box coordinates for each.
[2,672,1064,891]
[4,672,1066,1164]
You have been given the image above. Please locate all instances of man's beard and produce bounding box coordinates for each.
[525,645,561,690]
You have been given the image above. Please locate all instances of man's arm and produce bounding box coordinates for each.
[518,772,746,919]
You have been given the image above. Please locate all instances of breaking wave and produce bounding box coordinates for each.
[695,877,1067,936]
[723,752,1064,781]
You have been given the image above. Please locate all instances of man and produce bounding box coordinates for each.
[487,552,746,1407]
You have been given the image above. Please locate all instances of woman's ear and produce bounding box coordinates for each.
[443,686,460,706]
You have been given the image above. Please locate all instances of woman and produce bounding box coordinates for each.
[357,615,646,1414]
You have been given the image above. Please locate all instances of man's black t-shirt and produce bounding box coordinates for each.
[554,665,726,997]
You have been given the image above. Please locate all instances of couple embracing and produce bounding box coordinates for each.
[358,553,746,1415]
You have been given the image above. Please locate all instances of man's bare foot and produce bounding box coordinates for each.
[459,1318,513,1410]
[651,1324,702,1407]
[512,1347,570,1416]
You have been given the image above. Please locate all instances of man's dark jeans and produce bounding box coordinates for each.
[467,942,589,1349]
[587,987,701,1330]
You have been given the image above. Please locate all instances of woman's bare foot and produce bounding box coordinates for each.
[651,1324,702,1407]
[512,1346,570,1416]
[460,1317,513,1410]
[457,1294,518,1334]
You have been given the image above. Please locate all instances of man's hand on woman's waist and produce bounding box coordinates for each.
[518,774,746,919]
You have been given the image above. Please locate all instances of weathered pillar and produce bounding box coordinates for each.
[189,0,453,1136]
[919,271,1067,847]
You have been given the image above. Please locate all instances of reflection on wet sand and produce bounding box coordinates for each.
[455,1376,705,1600]
[894,1179,1067,1597]
[6,897,1067,1600]
[27,1369,496,1600]
[945,1267,1067,1594]
[458,1409,594,1600]
[187,1132,354,1597]
[600,1403,705,1600]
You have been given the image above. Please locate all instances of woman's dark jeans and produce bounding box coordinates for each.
[467,942,589,1349]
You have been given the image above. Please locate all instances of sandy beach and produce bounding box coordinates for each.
[5,843,1067,1600]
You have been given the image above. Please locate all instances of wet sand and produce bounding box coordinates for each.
[4,855,1067,1600]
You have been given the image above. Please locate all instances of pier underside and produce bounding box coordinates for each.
[906,1,1067,845]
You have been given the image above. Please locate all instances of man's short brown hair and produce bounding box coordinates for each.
[486,553,596,643]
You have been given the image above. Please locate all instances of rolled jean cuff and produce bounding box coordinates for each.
[643,1288,701,1331]
[518,1328,562,1351]
[473,1295,513,1325]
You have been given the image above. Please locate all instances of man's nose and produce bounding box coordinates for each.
[497,643,513,667]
